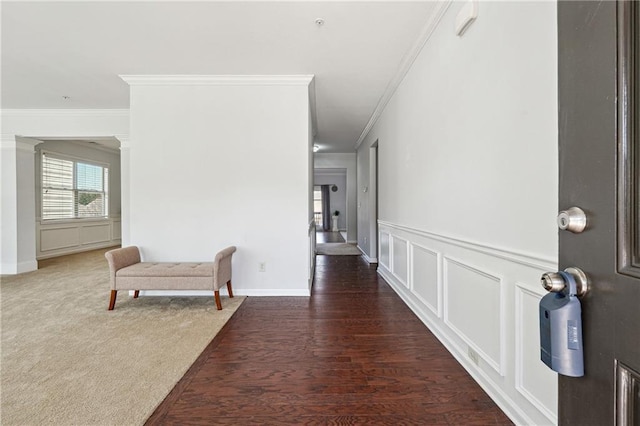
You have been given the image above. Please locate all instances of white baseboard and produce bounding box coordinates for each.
[357,246,378,264]
[37,241,121,260]
[1,260,38,275]
[136,288,311,297]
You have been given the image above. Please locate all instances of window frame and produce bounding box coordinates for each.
[40,150,110,222]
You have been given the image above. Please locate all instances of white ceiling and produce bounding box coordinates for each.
[1,1,437,153]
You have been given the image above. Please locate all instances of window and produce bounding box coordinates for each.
[314,187,323,226]
[42,152,109,220]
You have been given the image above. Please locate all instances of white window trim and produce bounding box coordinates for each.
[40,150,111,222]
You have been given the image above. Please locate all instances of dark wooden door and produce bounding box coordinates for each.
[558,1,640,424]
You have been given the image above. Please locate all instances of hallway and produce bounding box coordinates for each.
[147,255,513,425]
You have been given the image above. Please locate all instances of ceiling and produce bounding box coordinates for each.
[1,1,437,153]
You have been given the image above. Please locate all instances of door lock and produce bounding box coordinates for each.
[557,207,587,233]
[541,267,589,297]
[539,267,586,377]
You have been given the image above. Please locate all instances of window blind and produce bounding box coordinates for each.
[42,153,109,220]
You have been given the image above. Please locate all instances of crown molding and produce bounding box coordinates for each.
[119,75,315,86]
[0,109,129,118]
[354,0,452,150]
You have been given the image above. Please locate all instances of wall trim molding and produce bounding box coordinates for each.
[358,246,377,264]
[119,75,315,86]
[378,220,557,271]
[354,0,452,149]
[0,260,38,275]
[36,242,120,260]
[139,288,311,297]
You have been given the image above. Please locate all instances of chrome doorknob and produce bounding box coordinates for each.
[557,207,587,233]
[541,272,566,292]
[541,267,589,297]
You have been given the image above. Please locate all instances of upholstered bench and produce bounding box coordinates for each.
[104,246,236,311]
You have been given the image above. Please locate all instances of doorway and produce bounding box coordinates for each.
[314,169,347,242]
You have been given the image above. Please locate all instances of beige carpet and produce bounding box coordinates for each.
[316,243,362,256]
[0,248,244,426]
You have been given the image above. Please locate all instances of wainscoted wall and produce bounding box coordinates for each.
[377,221,558,425]
[36,217,121,259]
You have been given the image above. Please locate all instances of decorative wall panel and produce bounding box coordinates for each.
[40,226,80,252]
[411,244,441,317]
[392,236,408,286]
[515,283,558,423]
[444,257,504,374]
[37,218,121,259]
[80,224,110,245]
[380,231,390,269]
[376,220,558,425]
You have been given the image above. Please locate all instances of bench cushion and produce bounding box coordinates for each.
[117,262,213,278]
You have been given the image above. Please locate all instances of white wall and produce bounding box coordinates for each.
[314,153,357,242]
[1,137,38,273]
[124,76,312,296]
[357,146,371,254]
[358,2,558,425]
[0,109,129,274]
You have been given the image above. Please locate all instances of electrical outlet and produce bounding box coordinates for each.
[467,347,480,365]
[259,262,266,272]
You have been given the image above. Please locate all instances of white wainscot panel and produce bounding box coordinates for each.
[515,283,558,423]
[40,226,80,251]
[411,244,441,317]
[379,231,390,269]
[81,224,111,245]
[391,236,408,287]
[444,257,504,375]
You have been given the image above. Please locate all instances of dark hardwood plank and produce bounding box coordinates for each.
[146,255,512,425]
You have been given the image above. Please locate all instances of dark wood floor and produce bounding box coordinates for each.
[146,255,513,425]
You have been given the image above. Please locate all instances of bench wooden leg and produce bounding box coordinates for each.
[214,290,222,310]
[108,290,117,310]
[227,280,234,298]
[133,290,139,298]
